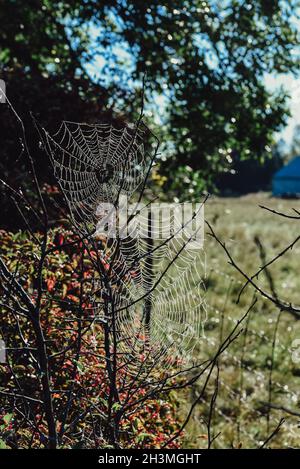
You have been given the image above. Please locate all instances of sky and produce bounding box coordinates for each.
[265,74,300,146]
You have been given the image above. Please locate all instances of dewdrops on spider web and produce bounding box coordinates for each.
[44,117,207,375]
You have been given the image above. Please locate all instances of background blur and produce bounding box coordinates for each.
[1,0,300,230]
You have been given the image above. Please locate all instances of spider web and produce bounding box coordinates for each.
[90,208,207,373]
[44,119,150,234]
[44,119,207,373]
[112,236,207,373]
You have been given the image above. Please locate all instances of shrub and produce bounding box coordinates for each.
[0,228,182,448]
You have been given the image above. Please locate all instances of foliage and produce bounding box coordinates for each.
[0,227,182,449]
[1,0,299,208]
[111,0,299,195]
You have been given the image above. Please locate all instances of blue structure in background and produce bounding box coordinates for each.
[272,156,300,196]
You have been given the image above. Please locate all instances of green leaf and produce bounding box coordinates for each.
[0,439,8,449]
[3,414,13,425]
[111,402,122,412]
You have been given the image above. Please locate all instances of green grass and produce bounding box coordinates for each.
[180,193,300,448]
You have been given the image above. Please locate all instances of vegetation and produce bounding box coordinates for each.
[182,193,300,448]
[1,0,300,209]
[1,0,300,452]
[0,227,183,449]
[2,190,300,449]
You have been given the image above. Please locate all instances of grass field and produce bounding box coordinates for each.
[180,193,300,448]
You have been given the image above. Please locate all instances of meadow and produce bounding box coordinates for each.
[181,193,300,448]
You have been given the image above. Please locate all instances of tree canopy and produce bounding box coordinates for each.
[1,0,299,202]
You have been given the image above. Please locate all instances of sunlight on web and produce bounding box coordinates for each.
[44,118,207,374]
[44,119,150,234]
[92,223,207,374]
